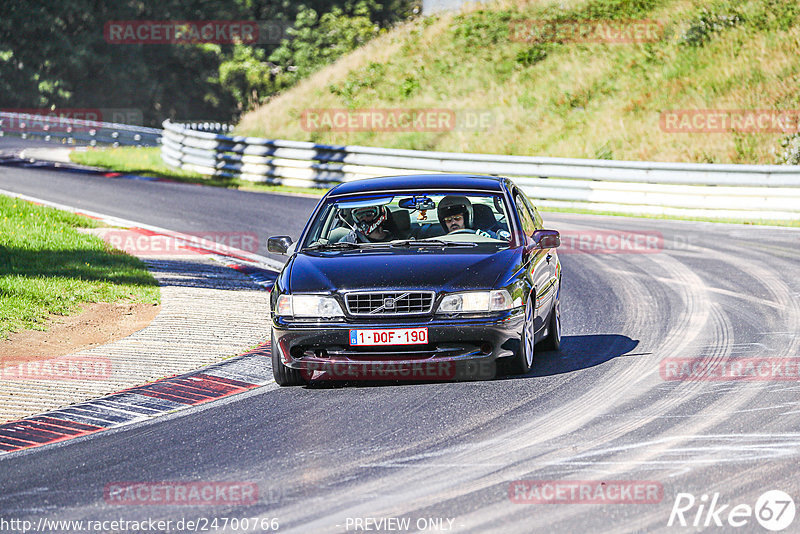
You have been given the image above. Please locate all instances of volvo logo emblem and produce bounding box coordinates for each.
[384,297,395,309]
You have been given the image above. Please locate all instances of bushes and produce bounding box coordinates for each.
[0,0,418,124]
[678,8,743,47]
[776,134,800,165]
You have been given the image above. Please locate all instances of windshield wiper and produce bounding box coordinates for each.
[390,239,478,248]
[303,241,365,251]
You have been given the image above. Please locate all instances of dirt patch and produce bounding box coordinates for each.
[0,302,160,363]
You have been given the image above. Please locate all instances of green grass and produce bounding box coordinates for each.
[71,146,204,181]
[237,0,800,164]
[0,195,160,339]
[70,147,327,196]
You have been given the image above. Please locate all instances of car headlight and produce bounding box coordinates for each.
[436,290,514,314]
[276,294,344,319]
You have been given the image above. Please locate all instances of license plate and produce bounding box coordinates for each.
[349,327,428,346]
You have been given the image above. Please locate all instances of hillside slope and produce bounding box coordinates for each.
[237,0,800,164]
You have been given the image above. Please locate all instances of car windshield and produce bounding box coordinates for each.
[301,192,512,249]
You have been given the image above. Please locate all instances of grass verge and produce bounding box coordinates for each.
[0,195,160,339]
[238,0,800,165]
[70,147,327,196]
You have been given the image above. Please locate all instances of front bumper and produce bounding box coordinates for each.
[272,309,523,380]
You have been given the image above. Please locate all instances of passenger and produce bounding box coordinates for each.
[340,205,397,243]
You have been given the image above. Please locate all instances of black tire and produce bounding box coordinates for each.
[540,283,561,352]
[271,337,307,386]
[507,294,535,375]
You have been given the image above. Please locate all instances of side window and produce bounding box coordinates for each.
[534,208,543,229]
[517,192,543,229]
[515,193,536,236]
[530,204,543,229]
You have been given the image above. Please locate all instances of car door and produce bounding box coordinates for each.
[513,189,554,332]
[528,200,559,299]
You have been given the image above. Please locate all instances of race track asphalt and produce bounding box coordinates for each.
[2,140,800,533]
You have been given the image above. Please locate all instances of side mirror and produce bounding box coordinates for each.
[267,236,293,255]
[531,229,560,249]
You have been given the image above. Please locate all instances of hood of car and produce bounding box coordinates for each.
[287,247,520,294]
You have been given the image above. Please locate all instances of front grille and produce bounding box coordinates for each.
[345,291,435,316]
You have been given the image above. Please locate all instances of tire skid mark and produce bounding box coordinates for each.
[492,252,711,462]
[511,248,795,529]
[256,227,800,534]
[503,239,800,531]
[332,253,708,531]
[464,253,723,532]
[255,250,704,533]
[701,240,800,358]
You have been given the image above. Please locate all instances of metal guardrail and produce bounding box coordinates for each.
[0,112,161,147]
[162,120,800,220]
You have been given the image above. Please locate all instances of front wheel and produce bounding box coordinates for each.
[507,294,535,375]
[540,284,561,351]
[271,336,307,386]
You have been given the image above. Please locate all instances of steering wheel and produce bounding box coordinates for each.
[448,229,477,235]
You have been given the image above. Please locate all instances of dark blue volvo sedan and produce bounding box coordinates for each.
[267,174,561,385]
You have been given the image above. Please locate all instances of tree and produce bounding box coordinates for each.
[0,0,418,124]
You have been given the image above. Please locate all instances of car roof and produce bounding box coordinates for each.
[328,174,508,197]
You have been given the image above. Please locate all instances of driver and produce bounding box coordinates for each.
[341,205,397,242]
[437,195,472,233]
[437,196,494,237]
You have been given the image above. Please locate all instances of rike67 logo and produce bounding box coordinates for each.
[668,490,796,531]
